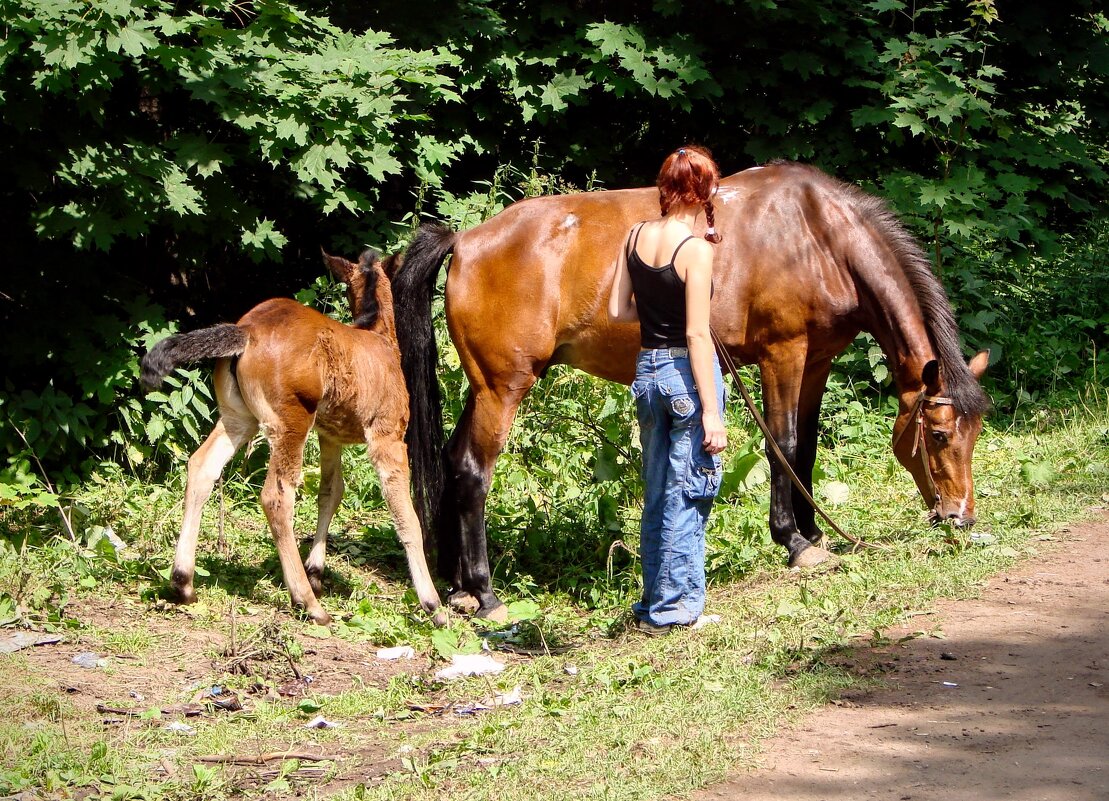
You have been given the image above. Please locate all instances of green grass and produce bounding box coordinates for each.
[2,386,1107,800]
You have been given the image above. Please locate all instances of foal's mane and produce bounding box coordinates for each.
[781,163,988,416]
[351,249,382,330]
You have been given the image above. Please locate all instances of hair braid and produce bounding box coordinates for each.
[703,200,722,244]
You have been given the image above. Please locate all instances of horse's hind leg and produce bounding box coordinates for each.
[305,437,343,597]
[171,414,257,603]
[260,414,330,625]
[366,423,446,626]
[440,381,533,621]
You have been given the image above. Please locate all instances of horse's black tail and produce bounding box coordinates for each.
[391,223,457,547]
[140,324,247,390]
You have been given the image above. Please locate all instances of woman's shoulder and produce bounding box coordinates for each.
[675,236,713,262]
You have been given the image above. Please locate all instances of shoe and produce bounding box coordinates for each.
[635,619,672,635]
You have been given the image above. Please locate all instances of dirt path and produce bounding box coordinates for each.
[696,512,1109,801]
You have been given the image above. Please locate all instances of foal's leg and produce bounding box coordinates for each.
[440,381,533,621]
[366,423,446,626]
[260,414,330,625]
[171,414,257,603]
[305,437,343,597]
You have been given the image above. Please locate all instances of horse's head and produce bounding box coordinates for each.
[894,351,990,527]
[321,248,395,336]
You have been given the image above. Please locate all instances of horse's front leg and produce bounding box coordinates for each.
[793,361,834,547]
[366,423,446,626]
[305,437,343,597]
[440,381,533,622]
[759,355,833,568]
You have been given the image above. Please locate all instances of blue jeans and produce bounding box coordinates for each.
[631,348,725,626]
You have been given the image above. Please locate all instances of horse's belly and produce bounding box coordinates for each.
[314,402,365,444]
[553,324,641,385]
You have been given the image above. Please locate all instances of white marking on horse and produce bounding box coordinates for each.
[560,214,578,230]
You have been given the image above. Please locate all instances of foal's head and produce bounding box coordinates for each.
[321,249,395,335]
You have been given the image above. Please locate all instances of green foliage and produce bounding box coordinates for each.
[1,0,1106,547]
[851,0,1108,267]
[1,0,462,254]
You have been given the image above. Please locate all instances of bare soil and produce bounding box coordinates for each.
[695,512,1109,801]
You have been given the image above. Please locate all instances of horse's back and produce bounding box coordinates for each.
[446,163,873,385]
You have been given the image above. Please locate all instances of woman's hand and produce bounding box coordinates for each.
[701,411,728,454]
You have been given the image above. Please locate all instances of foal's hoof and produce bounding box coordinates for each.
[430,609,449,628]
[447,591,480,615]
[306,571,325,598]
[789,545,838,571]
[168,584,197,605]
[306,607,332,627]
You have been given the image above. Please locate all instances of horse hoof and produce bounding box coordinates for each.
[430,609,449,628]
[447,591,480,615]
[789,546,836,570]
[307,607,332,626]
[477,602,509,624]
[307,573,324,598]
[169,585,197,605]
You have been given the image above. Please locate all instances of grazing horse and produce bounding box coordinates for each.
[392,161,989,620]
[141,250,445,626]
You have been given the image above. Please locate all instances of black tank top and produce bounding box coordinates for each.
[626,223,697,349]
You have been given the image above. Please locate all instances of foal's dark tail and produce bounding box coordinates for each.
[391,223,456,546]
[140,324,247,390]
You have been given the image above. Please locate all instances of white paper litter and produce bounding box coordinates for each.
[487,685,523,707]
[564,665,579,676]
[0,632,62,654]
[452,685,524,715]
[691,614,722,630]
[303,715,342,729]
[72,652,107,669]
[164,722,195,736]
[376,645,416,661]
[434,653,506,680]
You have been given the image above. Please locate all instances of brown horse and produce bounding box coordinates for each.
[141,250,445,626]
[392,161,989,620]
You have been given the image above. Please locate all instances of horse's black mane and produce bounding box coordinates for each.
[767,161,989,416]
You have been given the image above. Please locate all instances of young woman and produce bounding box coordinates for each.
[608,145,727,634]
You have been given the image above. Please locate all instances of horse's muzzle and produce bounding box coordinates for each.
[930,509,976,528]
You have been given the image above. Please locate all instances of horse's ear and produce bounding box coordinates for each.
[968,350,989,380]
[921,359,941,395]
[321,248,353,284]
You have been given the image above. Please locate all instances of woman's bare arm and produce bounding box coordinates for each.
[681,240,727,455]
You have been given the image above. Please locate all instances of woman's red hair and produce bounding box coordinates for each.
[657,145,722,243]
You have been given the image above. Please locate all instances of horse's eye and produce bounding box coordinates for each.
[930,430,949,444]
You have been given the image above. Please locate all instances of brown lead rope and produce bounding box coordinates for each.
[710,328,888,553]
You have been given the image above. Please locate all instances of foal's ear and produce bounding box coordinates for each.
[321,248,354,284]
[968,350,990,380]
[921,359,942,395]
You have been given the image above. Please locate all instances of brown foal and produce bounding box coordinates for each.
[141,250,444,626]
